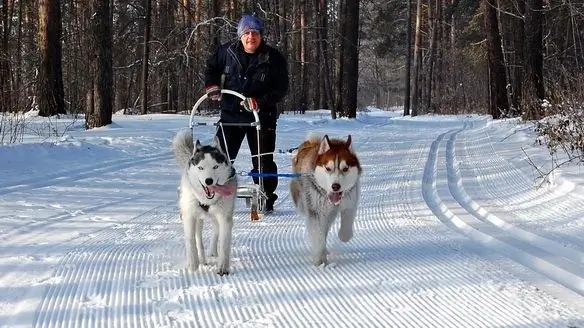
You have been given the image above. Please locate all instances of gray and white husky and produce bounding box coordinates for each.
[172,130,237,276]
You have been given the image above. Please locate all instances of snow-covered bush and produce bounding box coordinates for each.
[534,102,584,167]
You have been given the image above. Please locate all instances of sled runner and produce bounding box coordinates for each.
[189,89,267,221]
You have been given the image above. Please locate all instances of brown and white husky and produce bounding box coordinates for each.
[290,133,362,266]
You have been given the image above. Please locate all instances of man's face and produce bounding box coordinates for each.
[240,30,262,53]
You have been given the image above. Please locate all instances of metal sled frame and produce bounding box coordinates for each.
[189,89,267,221]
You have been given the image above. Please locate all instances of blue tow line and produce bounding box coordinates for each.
[246,172,302,178]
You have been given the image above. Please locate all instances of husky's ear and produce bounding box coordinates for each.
[194,139,202,155]
[318,135,331,154]
[346,134,354,152]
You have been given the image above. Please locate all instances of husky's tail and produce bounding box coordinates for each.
[172,130,194,169]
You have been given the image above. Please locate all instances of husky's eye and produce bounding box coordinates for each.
[326,167,333,172]
[213,165,219,169]
[342,167,349,173]
[197,166,204,171]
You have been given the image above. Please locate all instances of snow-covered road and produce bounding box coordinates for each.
[1,111,583,327]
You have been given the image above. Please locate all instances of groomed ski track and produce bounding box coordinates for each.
[1,113,584,327]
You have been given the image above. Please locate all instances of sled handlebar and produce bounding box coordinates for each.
[189,89,260,130]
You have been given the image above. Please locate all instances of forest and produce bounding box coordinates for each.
[1,0,583,129]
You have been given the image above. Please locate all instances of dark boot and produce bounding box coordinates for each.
[265,193,278,212]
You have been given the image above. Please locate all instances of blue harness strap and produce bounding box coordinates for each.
[246,172,302,178]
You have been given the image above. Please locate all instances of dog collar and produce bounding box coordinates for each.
[227,167,236,180]
[199,202,210,211]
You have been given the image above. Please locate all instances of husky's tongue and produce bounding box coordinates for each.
[328,192,342,205]
[209,183,235,196]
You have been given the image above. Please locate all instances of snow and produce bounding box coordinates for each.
[1,109,584,327]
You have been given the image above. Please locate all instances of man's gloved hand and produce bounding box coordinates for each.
[205,85,221,101]
[240,97,259,112]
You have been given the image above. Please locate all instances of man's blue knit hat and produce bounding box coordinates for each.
[237,14,264,38]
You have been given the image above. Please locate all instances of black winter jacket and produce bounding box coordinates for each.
[204,40,289,128]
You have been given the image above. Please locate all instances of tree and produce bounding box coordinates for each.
[425,0,439,112]
[315,0,334,112]
[85,0,113,129]
[299,0,308,109]
[339,0,360,118]
[403,0,412,116]
[0,0,13,112]
[3,0,580,122]
[141,0,152,115]
[523,0,544,119]
[483,0,508,119]
[410,0,422,116]
[37,0,65,116]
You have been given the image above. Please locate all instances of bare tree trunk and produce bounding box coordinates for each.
[333,0,346,118]
[278,0,287,52]
[158,0,177,113]
[37,0,66,116]
[86,0,113,129]
[341,0,359,118]
[316,0,333,112]
[114,0,132,113]
[0,0,13,112]
[523,0,545,119]
[510,0,525,116]
[483,0,508,119]
[290,0,300,111]
[403,0,412,116]
[299,0,308,108]
[425,0,437,113]
[15,0,23,111]
[433,0,443,113]
[411,0,422,116]
[141,0,151,115]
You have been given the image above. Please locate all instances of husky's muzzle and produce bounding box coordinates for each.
[200,178,236,199]
[329,183,343,205]
[201,178,216,199]
[329,192,342,205]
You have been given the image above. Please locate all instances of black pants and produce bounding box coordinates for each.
[215,125,278,195]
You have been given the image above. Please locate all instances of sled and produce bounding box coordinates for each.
[189,89,267,221]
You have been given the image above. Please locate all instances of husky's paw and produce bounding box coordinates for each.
[215,267,230,276]
[338,228,353,242]
[311,253,328,267]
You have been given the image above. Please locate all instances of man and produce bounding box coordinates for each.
[204,14,289,212]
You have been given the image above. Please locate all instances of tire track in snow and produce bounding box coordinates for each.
[0,151,172,196]
[460,128,584,250]
[448,129,584,265]
[422,124,584,298]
